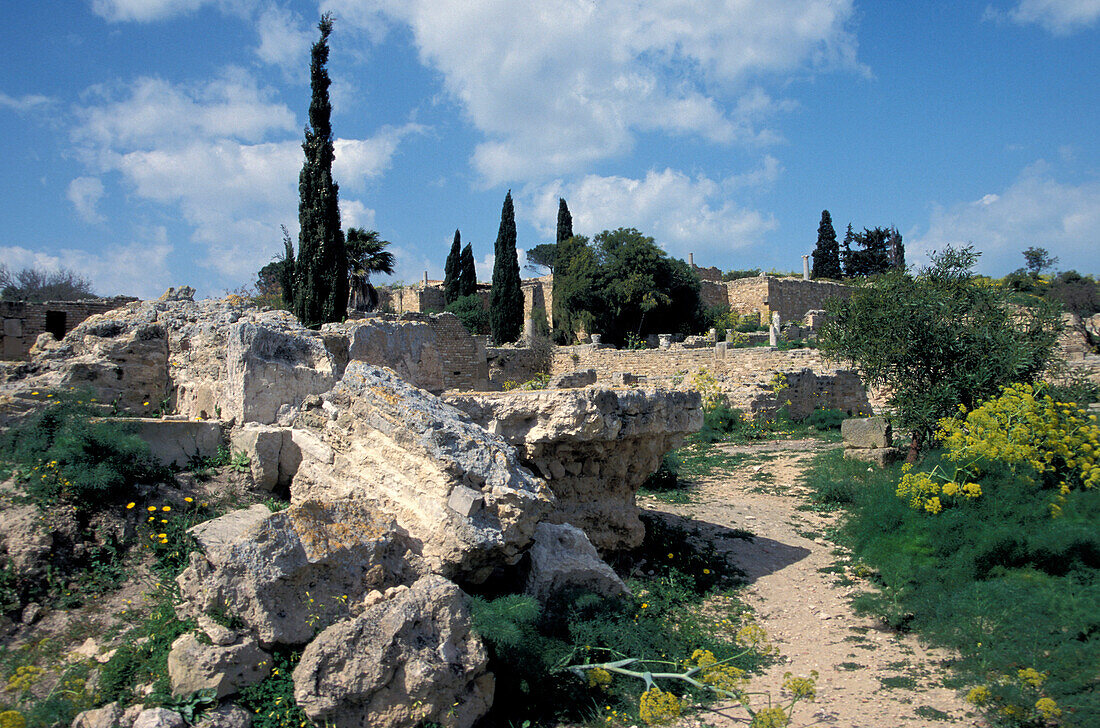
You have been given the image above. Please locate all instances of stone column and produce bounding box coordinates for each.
[769,312,780,346]
[658,334,672,350]
[802,255,810,280]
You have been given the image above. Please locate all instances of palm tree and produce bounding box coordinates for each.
[346,227,396,311]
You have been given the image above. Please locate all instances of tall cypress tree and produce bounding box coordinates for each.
[459,243,477,297]
[443,230,461,304]
[888,227,905,270]
[811,210,842,279]
[556,198,573,243]
[490,191,523,344]
[841,223,855,278]
[293,14,347,329]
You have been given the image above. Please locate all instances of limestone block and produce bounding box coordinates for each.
[293,575,493,728]
[230,424,287,491]
[168,632,270,698]
[132,709,185,728]
[176,500,415,645]
[525,523,627,603]
[193,705,252,728]
[107,418,223,467]
[445,387,703,551]
[843,447,903,467]
[3,336,24,359]
[225,321,337,425]
[841,417,892,449]
[287,363,553,583]
[3,318,22,337]
[548,369,596,389]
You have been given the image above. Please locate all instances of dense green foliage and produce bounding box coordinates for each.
[444,294,489,335]
[525,243,557,274]
[292,14,347,329]
[819,246,1060,447]
[238,647,310,728]
[803,447,1100,727]
[843,226,893,277]
[443,230,462,304]
[469,516,756,726]
[552,228,703,346]
[459,242,478,297]
[0,392,163,513]
[811,210,842,279]
[346,227,394,311]
[490,191,523,344]
[556,197,573,244]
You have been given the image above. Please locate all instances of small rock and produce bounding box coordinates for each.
[72,703,127,728]
[194,704,252,728]
[167,632,271,699]
[133,708,185,728]
[197,615,239,646]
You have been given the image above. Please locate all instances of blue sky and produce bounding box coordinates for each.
[1,0,1097,299]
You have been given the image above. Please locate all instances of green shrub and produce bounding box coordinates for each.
[445,294,489,335]
[238,647,309,728]
[805,407,847,431]
[803,446,1100,726]
[0,391,165,513]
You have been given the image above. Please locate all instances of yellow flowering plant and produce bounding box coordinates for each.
[897,383,1100,516]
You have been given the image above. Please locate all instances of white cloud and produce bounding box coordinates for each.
[327,0,861,183]
[0,92,53,112]
[524,167,778,262]
[73,69,296,153]
[340,199,376,230]
[910,162,1100,274]
[71,71,414,285]
[0,237,174,300]
[333,124,423,189]
[67,177,106,224]
[90,0,251,22]
[255,5,313,69]
[985,0,1100,34]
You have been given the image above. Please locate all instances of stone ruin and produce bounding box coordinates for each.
[0,290,702,728]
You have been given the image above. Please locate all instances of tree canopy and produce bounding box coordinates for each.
[819,245,1061,453]
[459,243,477,297]
[525,243,557,274]
[552,228,703,346]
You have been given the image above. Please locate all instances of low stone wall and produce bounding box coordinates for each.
[548,344,871,418]
[104,417,225,467]
[486,346,546,389]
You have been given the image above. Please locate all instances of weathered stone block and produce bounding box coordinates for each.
[843,447,903,467]
[547,369,596,389]
[293,575,493,728]
[230,424,286,491]
[106,418,224,467]
[842,416,892,448]
[3,318,22,337]
[525,523,627,603]
[168,632,271,698]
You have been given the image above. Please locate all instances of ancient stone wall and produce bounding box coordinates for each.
[547,344,871,418]
[486,346,547,389]
[699,280,729,310]
[521,277,554,327]
[722,276,850,323]
[0,297,137,360]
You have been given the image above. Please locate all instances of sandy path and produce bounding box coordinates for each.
[638,440,984,727]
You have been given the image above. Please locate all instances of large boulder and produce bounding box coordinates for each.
[176,501,416,646]
[287,363,553,583]
[841,416,892,449]
[444,387,702,551]
[293,574,493,728]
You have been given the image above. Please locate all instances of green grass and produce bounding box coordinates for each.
[801,447,1100,727]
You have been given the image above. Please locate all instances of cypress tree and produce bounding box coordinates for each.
[459,243,477,297]
[888,227,905,270]
[841,223,855,278]
[490,191,523,344]
[811,210,842,279]
[443,230,461,304]
[556,197,573,243]
[293,14,347,329]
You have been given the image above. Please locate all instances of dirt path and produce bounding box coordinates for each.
[638,440,983,727]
